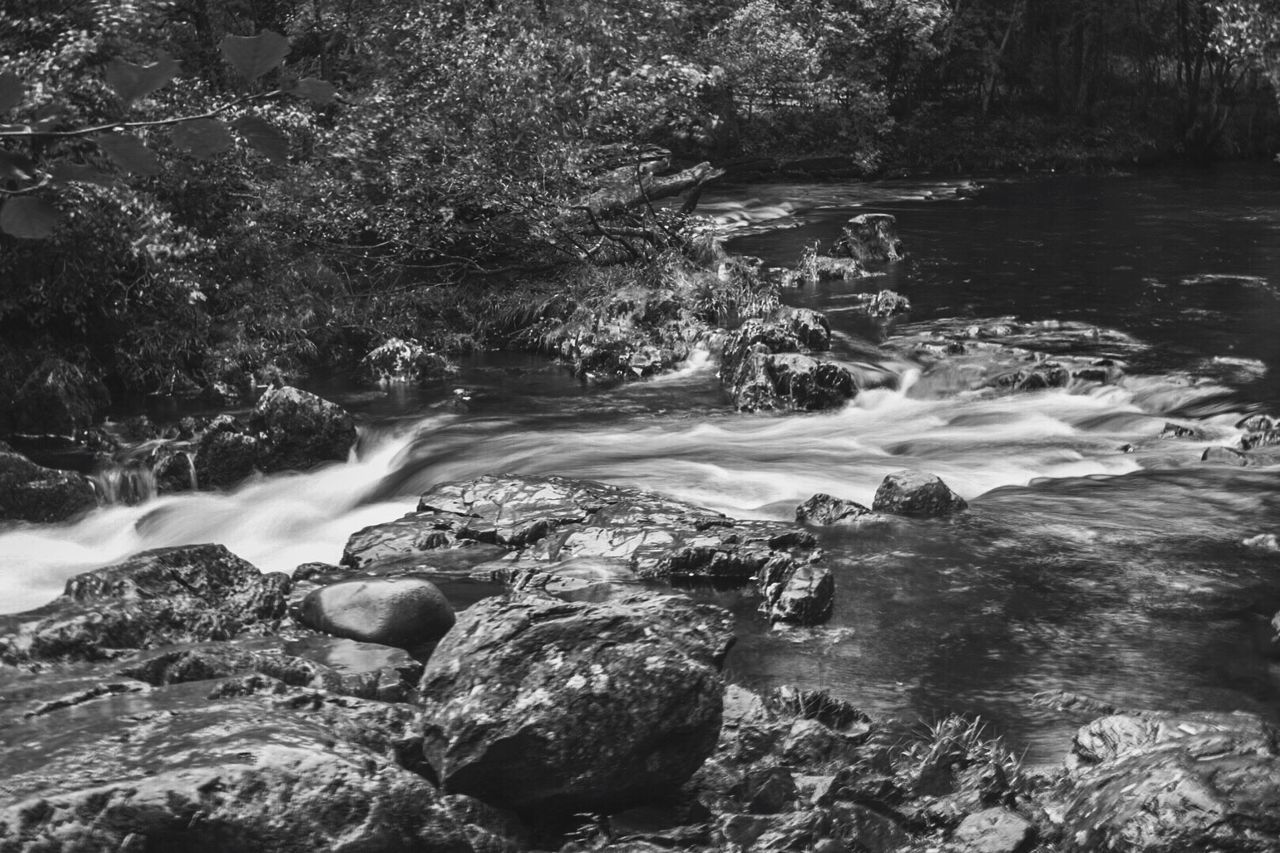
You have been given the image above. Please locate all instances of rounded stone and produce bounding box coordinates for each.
[300,577,455,651]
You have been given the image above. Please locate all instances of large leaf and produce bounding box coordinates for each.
[287,77,337,105]
[171,118,234,159]
[0,72,22,114]
[49,162,116,187]
[0,197,58,239]
[220,31,290,80]
[232,115,290,162]
[96,132,162,176]
[105,55,179,107]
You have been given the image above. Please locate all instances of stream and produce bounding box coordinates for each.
[3,164,1280,765]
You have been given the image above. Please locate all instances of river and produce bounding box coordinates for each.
[3,164,1279,764]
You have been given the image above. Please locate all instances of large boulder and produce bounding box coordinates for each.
[726,351,857,412]
[872,471,968,518]
[343,475,833,626]
[194,413,263,488]
[251,384,358,472]
[832,214,903,263]
[9,357,109,435]
[0,447,97,522]
[0,543,289,663]
[298,576,455,654]
[418,593,734,815]
[0,680,506,853]
[1058,711,1280,852]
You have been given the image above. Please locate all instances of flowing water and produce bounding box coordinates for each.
[4,164,1280,764]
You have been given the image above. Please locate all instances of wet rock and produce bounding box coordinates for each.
[1159,422,1200,439]
[833,213,903,262]
[952,807,1035,853]
[10,357,110,435]
[1201,445,1280,467]
[726,350,857,412]
[346,475,833,625]
[849,289,912,320]
[807,254,865,281]
[987,361,1070,392]
[0,682,502,852]
[362,336,456,384]
[0,447,97,522]
[152,445,197,493]
[1240,428,1280,451]
[796,493,873,525]
[872,470,968,518]
[0,544,289,664]
[418,592,733,815]
[784,307,833,350]
[251,384,357,472]
[1237,414,1276,432]
[194,413,262,488]
[298,576,455,653]
[1060,710,1280,852]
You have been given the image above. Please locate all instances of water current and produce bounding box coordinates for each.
[3,164,1280,764]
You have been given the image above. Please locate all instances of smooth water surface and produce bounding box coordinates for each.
[4,164,1280,763]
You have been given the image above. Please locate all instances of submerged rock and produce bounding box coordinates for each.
[872,471,968,518]
[0,447,97,522]
[418,592,733,815]
[0,543,289,664]
[344,474,833,626]
[298,576,455,653]
[1059,710,1280,852]
[251,384,358,472]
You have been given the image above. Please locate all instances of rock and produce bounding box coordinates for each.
[807,254,865,281]
[987,361,1070,392]
[849,289,912,320]
[796,493,873,525]
[783,307,832,350]
[741,766,799,814]
[362,336,455,384]
[251,385,357,472]
[0,544,289,664]
[10,357,109,435]
[1237,414,1276,432]
[0,680,503,852]
[1200,445,1280,467]
[833,213,903,262]
[1240,429,1280,451]
[194,413,262,488]
[1060,710,1280,851]
[726,350,856,412]
[418,593,733,815]
[153,446,197,493]
[299,576,455,653]
[1159,422,1200,439]
[872,470,968,518]
[345,475,833,626]
[0,447,97,522]
[1243,533,1280,552]
[952,807,1034,853]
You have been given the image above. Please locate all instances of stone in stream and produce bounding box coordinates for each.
[1058,710,1280,852]
[343,474,834,626]
[298,576,455,653]
[0,543,289,664]
[1201,445,1280,467]
[727,350,857,412]
[795,493,874,525]
[0,446,97,522]
[872,471,968,518]
[194,413,263,488]
[1237,414,1276,433]
[832,213,903,262]
[1240,428,1280,451]
[0,678,515,853]
[250,384,358,472]
[418,592,733,815]
[951,807,1035,853]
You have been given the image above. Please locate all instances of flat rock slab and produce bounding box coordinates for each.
[344,475,834,625]
[419,592,733,815]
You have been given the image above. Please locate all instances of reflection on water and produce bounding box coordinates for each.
[3,166,1280,763]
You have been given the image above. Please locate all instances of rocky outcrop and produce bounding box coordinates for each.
[872,471,968,518]
[192,386,357,488]
[1057,711,1280,852]
[0,544,289,663]
[418,593,733,815]
[0,679,513,852]
[0,446,97,522]
[719,308,859,413]
[9,357,110,436]
[250,384,358,472]
[795,493,875,526]
[832,213,903,263]
[344,474,834,625]
[298,576,455,654]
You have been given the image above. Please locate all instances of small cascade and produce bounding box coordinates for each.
[89,441,196,506]
[91,462,158,505]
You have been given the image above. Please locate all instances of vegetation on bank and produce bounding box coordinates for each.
[2,0,1280,413]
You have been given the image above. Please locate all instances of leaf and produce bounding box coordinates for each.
[0,197,58,239]
[49,162,116,187]
[171,118,234,159]
[232,115,290,162]
[105,55,180,107]
[0,72,22,114]
[96,132,162,176]
[287,77,337,105]
[220,31,290,80]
